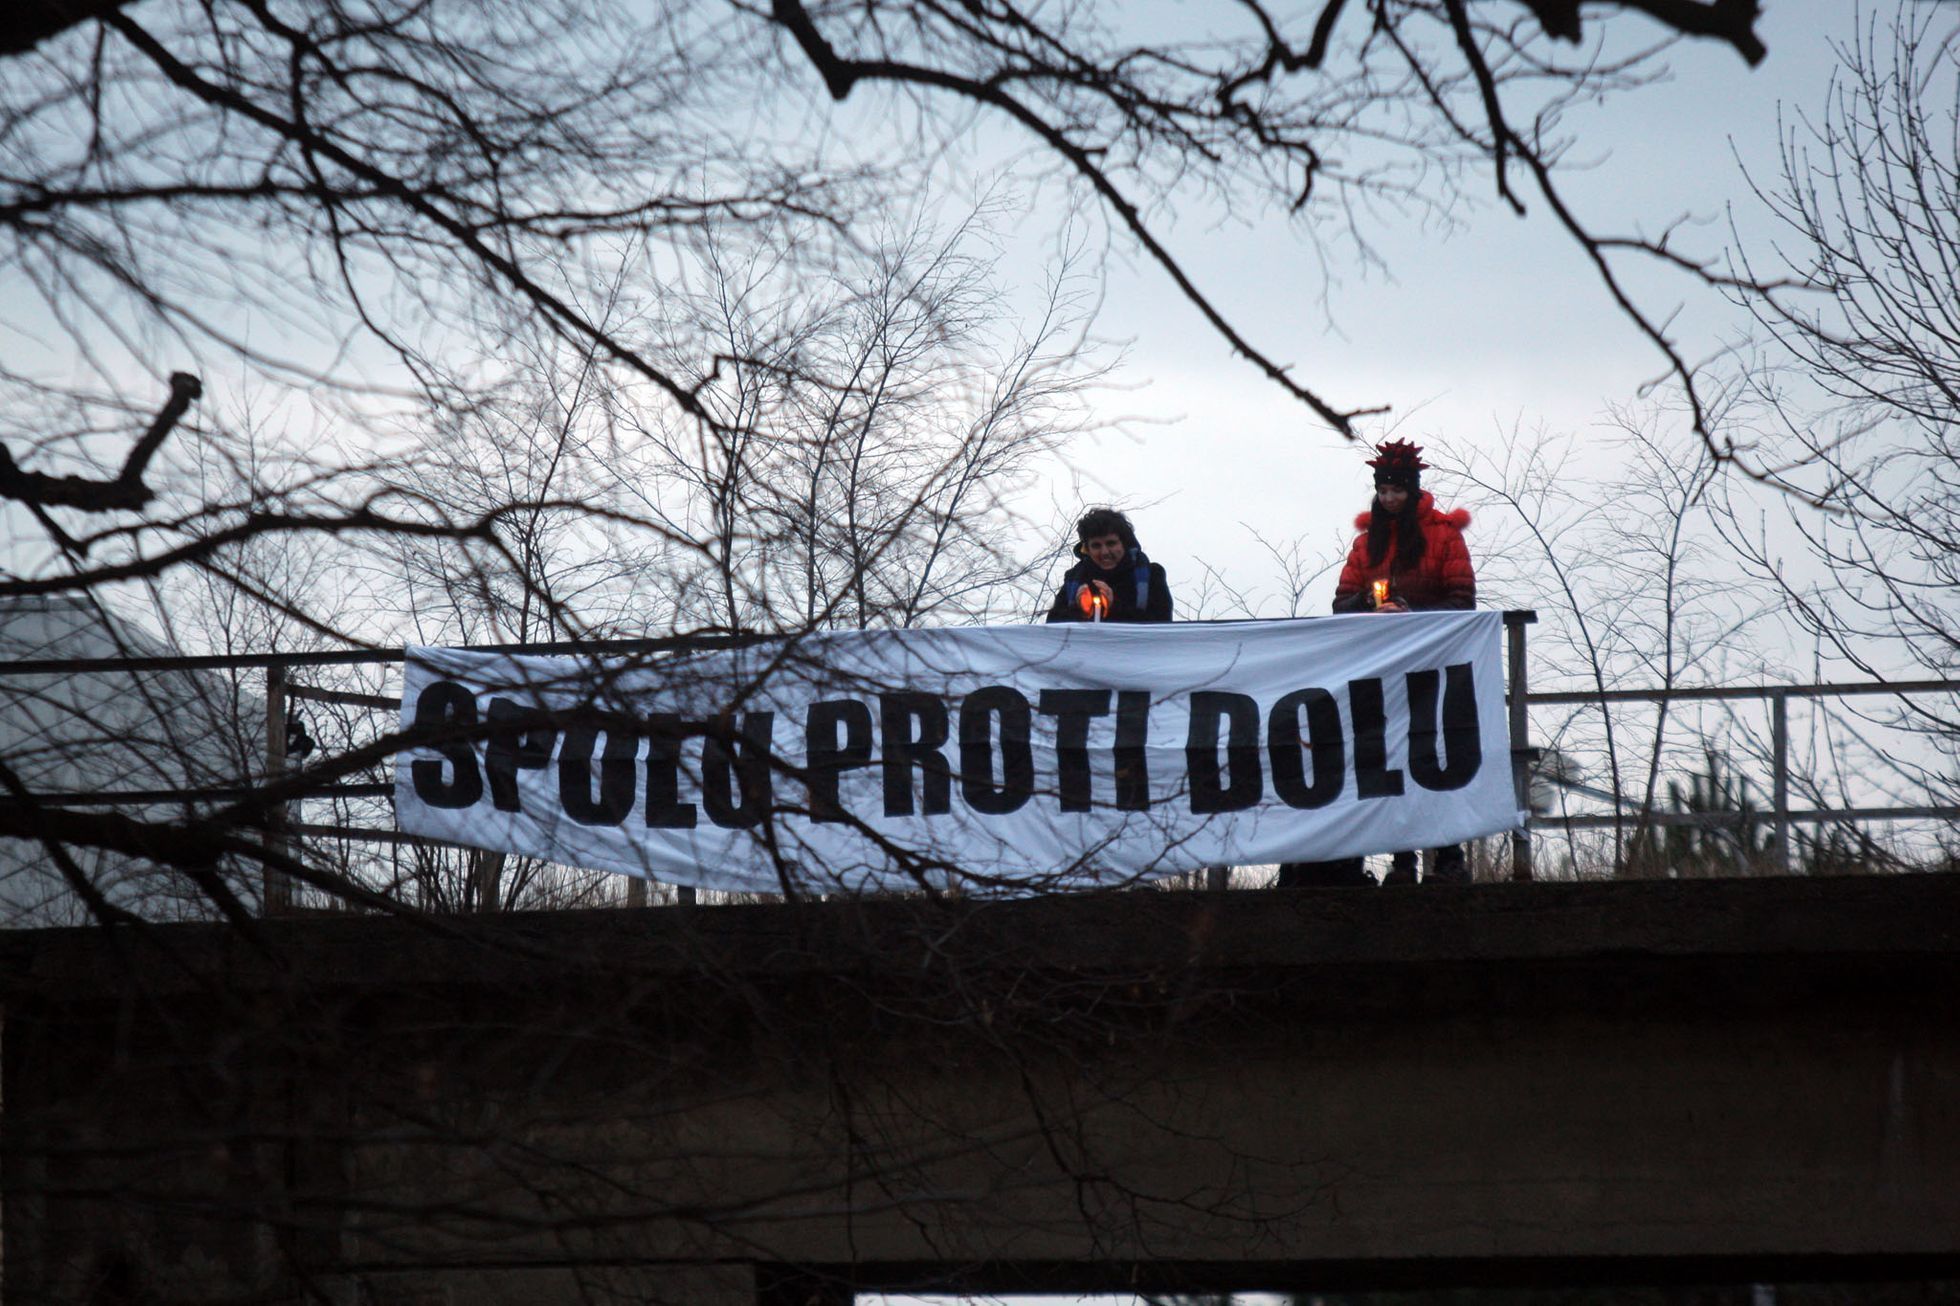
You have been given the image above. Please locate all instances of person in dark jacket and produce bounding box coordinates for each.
[1278,439,1476,889]
[1045,507,1173,624]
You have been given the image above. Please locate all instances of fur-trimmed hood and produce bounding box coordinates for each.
[1353,491,1470,532]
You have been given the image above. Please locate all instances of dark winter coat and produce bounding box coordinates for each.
[1331,492,1475,613]
[1045,549,1173,623]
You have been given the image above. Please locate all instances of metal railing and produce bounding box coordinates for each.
[1517,671,1960,876]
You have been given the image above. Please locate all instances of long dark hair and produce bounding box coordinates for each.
[1365,492,1426,569]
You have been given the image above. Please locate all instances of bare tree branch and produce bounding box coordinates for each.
[0,371,199,511]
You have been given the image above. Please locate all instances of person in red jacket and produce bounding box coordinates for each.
[1279,439,1475,888]
[1331,438,1475,614]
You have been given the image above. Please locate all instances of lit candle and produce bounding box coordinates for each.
[1371,579,1390,609]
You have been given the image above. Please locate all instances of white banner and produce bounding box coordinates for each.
[394,613,1521,893]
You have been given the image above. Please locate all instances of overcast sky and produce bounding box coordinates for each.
[0,0,1883,640]
[1026,0,1863,614]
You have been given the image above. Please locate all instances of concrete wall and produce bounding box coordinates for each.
[4,874,1958,1302]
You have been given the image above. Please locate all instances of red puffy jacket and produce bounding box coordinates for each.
[1332,493,1475,612]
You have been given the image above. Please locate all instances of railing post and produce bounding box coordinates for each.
[264,663,293,914]
[1771,690,1790,873]
[471,850,505,912]
[1505,611,1538,882]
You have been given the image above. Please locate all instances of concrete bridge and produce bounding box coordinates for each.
[5,873,1958,1304]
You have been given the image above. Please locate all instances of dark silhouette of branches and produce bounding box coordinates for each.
[2,0,1785,679]
[766,0,1770,441]
[0,372,200,513]
[1723,1,1960,785]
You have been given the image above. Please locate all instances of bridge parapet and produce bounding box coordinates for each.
[5,874,1958,1303]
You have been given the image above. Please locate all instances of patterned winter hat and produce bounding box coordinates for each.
[1367,438,1427,491]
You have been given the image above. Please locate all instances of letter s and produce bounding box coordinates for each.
[410,680,484,809]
